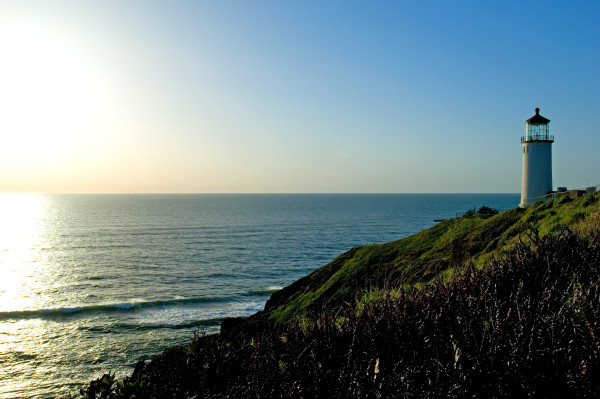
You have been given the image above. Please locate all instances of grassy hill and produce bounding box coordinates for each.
[78,192,600,398]
[265,192,600,323]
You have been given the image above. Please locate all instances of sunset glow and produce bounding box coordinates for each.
[0,1,598,193]
[0,25,99,163]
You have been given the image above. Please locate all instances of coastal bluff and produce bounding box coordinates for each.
[80,193,600,398]
[260,192,599,324]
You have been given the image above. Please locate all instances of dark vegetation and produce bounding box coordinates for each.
[78,194,600,398]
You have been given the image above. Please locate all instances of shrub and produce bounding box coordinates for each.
[476,205,499,215]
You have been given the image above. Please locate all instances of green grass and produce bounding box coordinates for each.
[267,192,600,323]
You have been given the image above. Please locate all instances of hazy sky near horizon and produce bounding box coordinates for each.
[1,1,599,193]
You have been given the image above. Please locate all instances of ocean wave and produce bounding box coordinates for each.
[0,296,233,320]
[0,286,279,321]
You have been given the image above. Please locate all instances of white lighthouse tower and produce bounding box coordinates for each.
[519,108,554,208]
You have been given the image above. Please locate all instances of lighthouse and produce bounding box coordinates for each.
[519,108,554,208]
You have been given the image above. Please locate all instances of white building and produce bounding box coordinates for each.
[519,108,554,208]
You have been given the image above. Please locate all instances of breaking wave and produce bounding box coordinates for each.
[0,287,277,321]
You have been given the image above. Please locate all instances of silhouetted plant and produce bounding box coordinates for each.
[79,368,148,399]
[477,205,499,215]
[462,205,499,219]
[462,207,477,218]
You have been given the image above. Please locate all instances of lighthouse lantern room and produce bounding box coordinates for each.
[519,108,554,208]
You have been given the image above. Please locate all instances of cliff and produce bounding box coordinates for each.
[79,192,600,398]
[263,193,599,323]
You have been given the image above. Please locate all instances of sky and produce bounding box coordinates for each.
[0,0,598,193]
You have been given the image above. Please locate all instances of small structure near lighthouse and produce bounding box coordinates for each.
[519,108,554,208]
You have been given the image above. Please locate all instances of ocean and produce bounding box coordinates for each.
[0,193,519,398]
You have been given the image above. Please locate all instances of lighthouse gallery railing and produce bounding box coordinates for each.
[521,134,554,142]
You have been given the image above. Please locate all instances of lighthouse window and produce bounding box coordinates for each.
[526,124,550,141]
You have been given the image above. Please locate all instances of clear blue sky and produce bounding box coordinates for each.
[1,0,598,193]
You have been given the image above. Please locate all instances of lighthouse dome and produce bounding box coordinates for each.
[525,108,550,124]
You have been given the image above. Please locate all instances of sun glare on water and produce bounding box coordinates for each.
[0,24,100,163]
[0,194,48,313]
